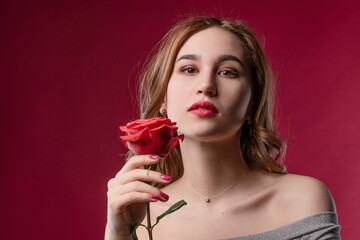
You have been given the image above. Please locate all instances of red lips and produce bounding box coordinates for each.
[188,100,218,117]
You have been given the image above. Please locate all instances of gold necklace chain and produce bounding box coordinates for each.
[184,175,243,203]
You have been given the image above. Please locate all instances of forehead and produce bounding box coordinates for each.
[177,27,246,60]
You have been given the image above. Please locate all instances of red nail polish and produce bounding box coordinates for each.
[160,174,171,181]
[160,192,169,200]
[150,155,159,160]
[150,195,159,200]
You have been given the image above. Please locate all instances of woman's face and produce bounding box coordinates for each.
[165,27,252,142]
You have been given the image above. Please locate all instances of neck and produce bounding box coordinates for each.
[178,132,251,200]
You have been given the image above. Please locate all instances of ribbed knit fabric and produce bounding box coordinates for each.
[222,212,341,240]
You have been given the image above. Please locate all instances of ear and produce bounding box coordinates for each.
[159,93,167,116]
[159,102,167,117]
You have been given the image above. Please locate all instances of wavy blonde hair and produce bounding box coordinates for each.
[127,16,286,182]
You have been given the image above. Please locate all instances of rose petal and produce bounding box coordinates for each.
[120,127,149,142]
[178,134,184,141]
[122,128,160,155]
[119,117,182,157]
[150,124,177,146]
[162,136,180,157]
[126,117,172,131]
[119,126,138,135]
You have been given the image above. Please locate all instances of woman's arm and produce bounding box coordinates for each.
[105,223,131,240]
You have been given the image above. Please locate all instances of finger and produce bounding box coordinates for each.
[108,181,169,202]
[108,180,160,195]
[117,168,172,185]
[108,192,160,214]
[117,154,160,176]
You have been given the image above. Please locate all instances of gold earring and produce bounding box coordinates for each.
[161,109,167,117]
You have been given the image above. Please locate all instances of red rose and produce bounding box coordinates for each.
[119,117,184,157]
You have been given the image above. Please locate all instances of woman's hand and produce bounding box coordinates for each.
[105,154,171,239]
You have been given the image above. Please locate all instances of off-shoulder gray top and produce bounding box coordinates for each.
[222,212,341,240]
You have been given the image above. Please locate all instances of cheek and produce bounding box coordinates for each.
[227,84,252,119]
[165,78,187,119]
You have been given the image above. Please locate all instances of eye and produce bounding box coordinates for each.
[180,66,198,74]
[219,69,239,78]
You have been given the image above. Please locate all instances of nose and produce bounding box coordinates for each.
[197,75,217,96]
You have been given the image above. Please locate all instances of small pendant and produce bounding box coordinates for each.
[205,197,210,203]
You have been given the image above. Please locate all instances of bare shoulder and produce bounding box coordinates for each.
[273,173,337,219]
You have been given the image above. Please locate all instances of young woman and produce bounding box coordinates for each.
[105,17,341,240]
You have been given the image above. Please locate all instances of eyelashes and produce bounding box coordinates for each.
[218,70,239,78]
[180,66,198,74]
[179,65,240,78]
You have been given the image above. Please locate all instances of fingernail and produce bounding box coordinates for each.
[150,155,159,160]
[150,195,159,200]
[160,174,171,181]
[160,191,169,200]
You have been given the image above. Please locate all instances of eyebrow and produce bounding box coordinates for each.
[218,54,244,68]
[176,54,244,68]
[176,54,197,62]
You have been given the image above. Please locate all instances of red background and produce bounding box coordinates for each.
[1,0,359,239]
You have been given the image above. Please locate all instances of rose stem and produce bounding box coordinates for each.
[146,202,153,240]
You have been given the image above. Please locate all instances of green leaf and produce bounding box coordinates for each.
[151,200,187,230]
[157,200,187,221]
